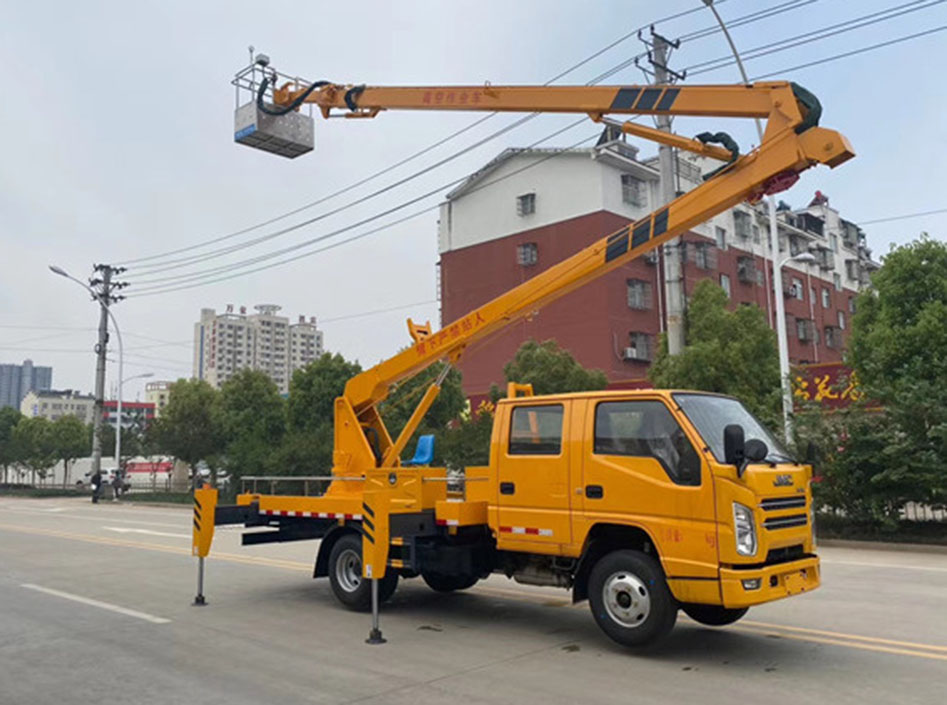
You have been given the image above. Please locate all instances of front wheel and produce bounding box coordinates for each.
[588,549,677,648]
[681,603,748,626]
[327,534,398,611]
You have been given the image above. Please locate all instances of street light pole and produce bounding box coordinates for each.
[700,0,779,327]
[774,252,817,444]
[116,372,154,474]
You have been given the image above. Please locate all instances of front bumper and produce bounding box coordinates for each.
[720,556,820,608]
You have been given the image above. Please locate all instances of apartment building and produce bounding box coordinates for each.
[193,304,324,394]
[437,137,878,397]
[0,359,52,409]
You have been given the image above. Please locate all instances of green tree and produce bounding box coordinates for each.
[216,369,286,483]
[503,339,608,395]
[280,353,362,475]
[12,417,57,485]
[649,279,781,427]
[153,379,222,473]
[435,399,496,470]
[0,407,23,484]
[52,415,89,488]
[846,236,947,510]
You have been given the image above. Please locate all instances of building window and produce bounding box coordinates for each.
[626,332,652,361]
[752,224,761,243]
[715,226,727,250]
[796,318,815,342]
[792,277,804,300]
[516,242,538,266]
[833,273,842,291]
[719,273,731,298]
[734,210,752,240]
[737,256,757,284]
[627,279,653,310]
[849,297,856,314]
[778,235,787,253]
[830,233,839,252]
[824,326,841,349]
[838,311,846,330]
[620,174,645,207]
[516,192,536,216]
[694,242,714,270]
[822,288,830,309]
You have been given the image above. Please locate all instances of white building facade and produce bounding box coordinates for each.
[192,304,324,394]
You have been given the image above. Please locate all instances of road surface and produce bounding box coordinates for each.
[1,496,945,705]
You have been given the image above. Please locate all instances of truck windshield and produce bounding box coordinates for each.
[672,393,793,464]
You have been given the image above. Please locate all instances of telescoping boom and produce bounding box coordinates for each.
[193,57,854,647]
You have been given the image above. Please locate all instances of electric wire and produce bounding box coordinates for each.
[857,207,947,226]
[117,0,745,271]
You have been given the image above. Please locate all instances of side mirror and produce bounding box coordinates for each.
[805,440,817,465]
[724,424,745,467]
[745,439,769,463]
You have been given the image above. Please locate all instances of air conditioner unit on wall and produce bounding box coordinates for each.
[623,347,641,361]
[643,250,659,265]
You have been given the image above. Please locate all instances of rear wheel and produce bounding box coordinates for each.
[588,549,677,648]
[681,603,748,626]
[421,572,479,592]
[327,534,398,611]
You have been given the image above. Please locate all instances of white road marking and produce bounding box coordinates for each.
[21,584,171,624]
[104,527,190,539]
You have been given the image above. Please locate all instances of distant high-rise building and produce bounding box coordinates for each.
[145,381,172,418]
[0,359,53,410]
[192,304,324,394]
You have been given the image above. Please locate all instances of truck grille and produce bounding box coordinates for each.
[763,514,808,530]
[765,544,805,565]
[760,496,806,511]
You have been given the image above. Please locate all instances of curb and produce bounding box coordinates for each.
[819,538,947,555]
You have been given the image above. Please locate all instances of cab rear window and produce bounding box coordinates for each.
[509,405,563,455]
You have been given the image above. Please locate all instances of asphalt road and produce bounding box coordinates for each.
[1,497,945,705]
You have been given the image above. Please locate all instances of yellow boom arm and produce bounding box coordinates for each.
[247,66,853,476]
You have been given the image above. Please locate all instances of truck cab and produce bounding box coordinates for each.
[470,388,818,645]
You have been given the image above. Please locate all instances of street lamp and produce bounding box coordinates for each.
[700,0,782,328]
[774,251,817,444]
[49,265,124,474]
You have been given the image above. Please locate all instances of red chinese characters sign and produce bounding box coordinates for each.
[794,362,861,409]
[415,311,487,358]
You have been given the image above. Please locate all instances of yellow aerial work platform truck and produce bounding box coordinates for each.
[191,57,853,648]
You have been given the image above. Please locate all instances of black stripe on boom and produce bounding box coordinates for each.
[605,228,629,262]
[636,88,662,111]
[631,220,651,248]
[362,527,375,544]
[363,516,375,532]
[610,87,640,111]
[193,518,200,531]
[194,508,202,523]
[361,502,375,518]
[653,208,669,237]
[656,88,679,111]
[194,498,202,511]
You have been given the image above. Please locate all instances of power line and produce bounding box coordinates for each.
[857,207,947,226]
[128,119,593,294]
[320,299,439,325]
[749,24,947,80]
[118,0,750,272]
[685,0,945,76]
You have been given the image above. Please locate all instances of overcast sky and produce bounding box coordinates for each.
[1,0,945,401]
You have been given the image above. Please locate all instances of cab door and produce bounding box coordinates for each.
[496,402,572,550]
[580,397,718,579]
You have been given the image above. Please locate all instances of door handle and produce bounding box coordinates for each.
[500,482,515,495]
[585,484,604,499]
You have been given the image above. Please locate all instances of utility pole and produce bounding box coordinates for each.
[88,264,127,477]
[642,28,686,354]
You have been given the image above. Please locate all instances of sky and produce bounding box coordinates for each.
[1,0,945,401]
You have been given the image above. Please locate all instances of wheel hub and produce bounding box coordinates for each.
[603,572,651,628]
[336,548,362,592]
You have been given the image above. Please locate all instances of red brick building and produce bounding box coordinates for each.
[438,141,877,398]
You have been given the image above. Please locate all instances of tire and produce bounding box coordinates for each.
[327,533,398,611]
[421,572,479,593]
[588,549,677,648]
[681,603,748,626]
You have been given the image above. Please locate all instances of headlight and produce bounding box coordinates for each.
[733,502,758,557]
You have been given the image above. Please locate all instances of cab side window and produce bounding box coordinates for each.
[509,405,564,455]
[594,400,701,486]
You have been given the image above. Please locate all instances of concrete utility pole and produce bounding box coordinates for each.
[51,263,128,477]
[647,30,686,355]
